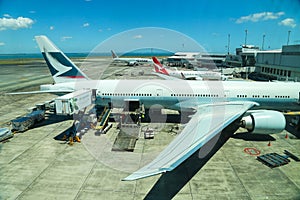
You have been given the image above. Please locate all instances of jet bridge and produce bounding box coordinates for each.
[54,89,93,115]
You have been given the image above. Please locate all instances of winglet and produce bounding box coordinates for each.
[123,169,166,181]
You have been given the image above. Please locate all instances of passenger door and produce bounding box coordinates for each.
[156,89,163,97]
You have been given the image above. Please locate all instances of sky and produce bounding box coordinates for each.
[0,0,299,54]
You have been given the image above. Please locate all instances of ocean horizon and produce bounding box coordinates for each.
[0,49,175,60]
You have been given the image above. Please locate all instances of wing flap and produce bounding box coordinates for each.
[123,101,258,181]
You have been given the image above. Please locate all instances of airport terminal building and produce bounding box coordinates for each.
[255,44,300,82]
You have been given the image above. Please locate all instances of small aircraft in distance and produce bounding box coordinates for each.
[111,50,152,66]
[152,56,229,81]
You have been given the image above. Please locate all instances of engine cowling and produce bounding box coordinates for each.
[241,110,286,134]
[128,61,138,66]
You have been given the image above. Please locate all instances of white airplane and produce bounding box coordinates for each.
[111,50,152,66]
[152,56,228,81]
[19,36,300,182]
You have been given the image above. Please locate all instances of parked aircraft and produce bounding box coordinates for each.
[22,35,300,181]
[152,56,228,81]
[111,50,152,66]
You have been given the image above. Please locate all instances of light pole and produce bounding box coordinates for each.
[287,30,291,45]
[262,34,265,50]
[227,34,230,54]
[245,29,248,46]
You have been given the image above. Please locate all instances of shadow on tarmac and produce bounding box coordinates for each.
[231,132,276,141]
[33,113,72,129]
[144,118,241,200]
[285,115,300,139]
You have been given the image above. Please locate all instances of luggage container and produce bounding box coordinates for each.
[11,110,45,132]
[0,128,13,142]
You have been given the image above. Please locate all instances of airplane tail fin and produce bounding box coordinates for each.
[111,50,118,59]
[152,56,163,67]
[35,35,89,83]
[152,57,169,75]
[180,72,186,79]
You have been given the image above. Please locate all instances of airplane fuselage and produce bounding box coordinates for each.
[113,58,152,66]
[41,80,300,111]
[168,70,222,80]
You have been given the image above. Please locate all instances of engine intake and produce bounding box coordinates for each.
[241,110,286,134]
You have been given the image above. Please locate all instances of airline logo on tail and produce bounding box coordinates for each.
[44,49,72,77]
[152,57,169,75]
[35,36,88,83]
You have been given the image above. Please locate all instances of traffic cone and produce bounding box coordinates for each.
[285,133,289,139]
[267,141,271,146]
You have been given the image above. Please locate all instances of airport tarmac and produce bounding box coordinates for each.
[0,57,300,200]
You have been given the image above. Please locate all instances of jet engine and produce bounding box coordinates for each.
[241,110,286,134]
[128,61,138,66]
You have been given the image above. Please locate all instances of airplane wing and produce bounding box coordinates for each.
[123,101,258,181]
[7,89,74,95]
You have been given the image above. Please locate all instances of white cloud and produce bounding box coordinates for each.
[61,36,72,41]
[133,35,143,39]
[0,42,5,46]
[236,12,284,24]
[50,26,54,30]
[0,16,34,31]
[3,14,12,18]
[279,18,296,28]
[83,23,89,27]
